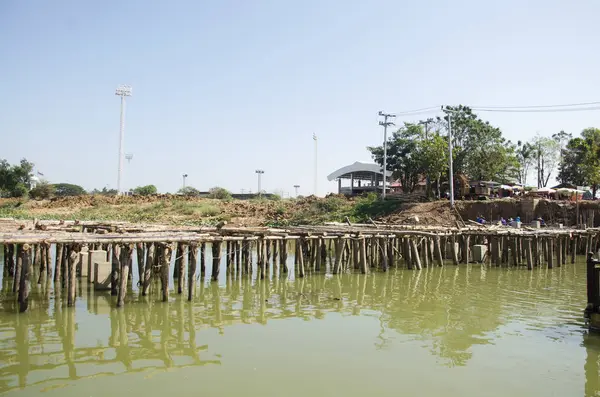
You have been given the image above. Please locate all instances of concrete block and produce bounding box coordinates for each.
[78,252,89,277]
[94,260,112,291]
[472,245,487,262]
[531,220,540,229]
[88,250,106,283]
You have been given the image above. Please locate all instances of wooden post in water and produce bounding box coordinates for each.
[265,240,272,276]
[281,240,288,274]
[360,237,368,274]
[556,238,562,268]
[142,243,155,296]
[403,238,412,269]
[297,240,305,278]
[461,235,470,264]
[111,244,121,296]
[117,244,132,307]
[451,235,459,266]
[200,242,206,278]
[173,243,183,280]
[212,241,222,282]
[6,244,15,276]
[421,238,429,268]
[13,244,22,293]
[18,244,31,312]
[547,238,554,269]
[178,244,187,294]
[571,236,577,264]
[54,243,63,285]
[526,238,533,270]
[68,246,78,307]
[188,243,197,301]
[387,238,395,268]
[315,238,322,272]
[435,236,444,267]
[333,237,343,274]
[136,243,144,286]
[410,238,422,270]
[562,236,567,265]
[45,242,51,281]
[511,237,518,267]
[37,243,46,284]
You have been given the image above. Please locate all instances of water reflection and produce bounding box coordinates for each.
[0,263,598,395]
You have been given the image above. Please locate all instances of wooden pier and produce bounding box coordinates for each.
[2,219,600,319]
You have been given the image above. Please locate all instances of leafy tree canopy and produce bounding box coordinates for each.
[53,183,87,197]
[132,185,158,196]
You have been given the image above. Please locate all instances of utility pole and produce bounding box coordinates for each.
[313,133,318,196]
[442,107,456,208]
[255,170,264,196]
[378,111,396,200]
[419,118,434,198]
[115,85,132,195]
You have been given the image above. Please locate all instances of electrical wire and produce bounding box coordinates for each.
[472,106,600,113]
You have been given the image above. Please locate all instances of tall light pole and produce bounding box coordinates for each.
[419,118,434,198]
[182,173,188,189]
[255,170,264,196]
[378,111,396,200]
[313,133,318,196]
[442,106,456,208]
[115,85,132,195]
[294,184,300,197]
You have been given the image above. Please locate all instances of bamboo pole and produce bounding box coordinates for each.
[571,236,577,264]
[37,243,46,284]
[173,243,183,280]
[315,238,322,272]
[556,237,562,268]
[54,243,63,285]
[462,235,470,264]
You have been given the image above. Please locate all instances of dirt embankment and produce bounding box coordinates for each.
[2,195,600,228]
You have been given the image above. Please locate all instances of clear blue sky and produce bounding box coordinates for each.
[2,0,600,195]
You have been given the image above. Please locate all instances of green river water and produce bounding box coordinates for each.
[0,254,599,396]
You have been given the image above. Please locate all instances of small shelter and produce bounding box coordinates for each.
[327,161,392,196]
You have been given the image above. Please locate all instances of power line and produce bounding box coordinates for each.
[469,100,600,109]
[472,106,600,113]
[395,106,440,115]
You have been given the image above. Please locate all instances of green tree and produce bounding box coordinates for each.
[0,158,34,197]
[515,140,534,186]
[531,135,560,187]
[208,186,232,200]
[177,186,201,196]
[438,106,517,183]
[29,181,55,199]
[420,132,448,198]
[369,123,423,193]
[132,185,158,196]
[559,128,600,196]
[53,183,87,197]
